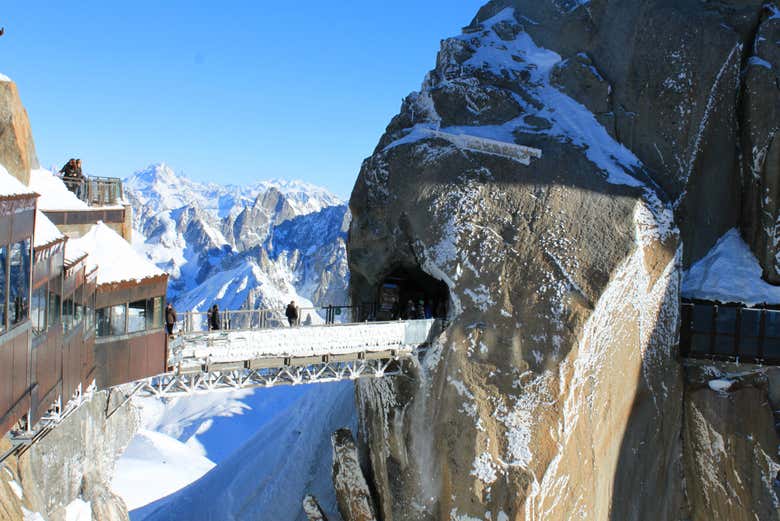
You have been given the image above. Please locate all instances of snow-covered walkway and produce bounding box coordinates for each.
[131,319,440,398]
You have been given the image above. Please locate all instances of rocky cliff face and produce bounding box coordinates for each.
[740,5,780,283]
[0,76,39,185]
[1,390,139,521]
[683,364,780,521]
[348,1,780,519]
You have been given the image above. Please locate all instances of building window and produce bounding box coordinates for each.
[84,288,95,336]
[62,296,73,333]
[110,304,126,336]
[96,307,110,337]
[31,285,47,337]
[74,284,84,326]
[9,239,31,327]
[48,284,61,327]
[145,297,163,330]
[128,300,146,333]
[0,246,5,333]
[95,296,165,339]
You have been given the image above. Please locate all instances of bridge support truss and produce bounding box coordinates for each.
[134,353,411,398]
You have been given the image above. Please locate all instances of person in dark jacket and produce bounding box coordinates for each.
[165,303,177,336]
[285,301,299,327]
[210,304,221,330]
[403,299,415,320]
[59,158,77,178]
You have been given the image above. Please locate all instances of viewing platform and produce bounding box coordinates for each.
[30,169,133,241]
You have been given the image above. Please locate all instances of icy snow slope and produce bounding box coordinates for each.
[119,382,355,521]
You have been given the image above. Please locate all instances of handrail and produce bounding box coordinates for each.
[172,303,406,335]
[60,174,124,206]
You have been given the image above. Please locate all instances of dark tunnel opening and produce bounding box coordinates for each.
[375,265,450,321]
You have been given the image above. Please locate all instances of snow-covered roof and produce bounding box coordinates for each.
[682,228,780,306]
[0,163,36,199]
[34,210,65,249]
[64,236,87,267]
[28,168,89,211]
[69,222,165,286]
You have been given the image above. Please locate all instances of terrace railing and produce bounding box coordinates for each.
[174,304,381,334]
[61,175,124,206]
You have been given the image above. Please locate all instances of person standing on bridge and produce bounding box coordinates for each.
[165,302,177,337]
[209,304,221,330]
[286,300,299,327]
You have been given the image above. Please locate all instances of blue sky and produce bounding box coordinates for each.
[2,2,484,198]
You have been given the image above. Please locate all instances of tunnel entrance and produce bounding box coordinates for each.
[376,266,449,321]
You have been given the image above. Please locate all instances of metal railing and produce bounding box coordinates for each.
[61,175,124,206]
[680,299,780,364]
[174,304,381,334]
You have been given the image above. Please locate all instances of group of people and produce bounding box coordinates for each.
[163,302,222,337]
[163,298,439,337]
[59,158,85,196]
[392,298,445,321]
[165,300,307,337]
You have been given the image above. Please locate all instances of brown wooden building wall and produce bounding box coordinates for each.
[94,331,166,389]
[32,325,62,423]
[0,202,35,435]
[0,326,32,435]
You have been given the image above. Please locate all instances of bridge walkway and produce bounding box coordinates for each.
[126,318,442,399]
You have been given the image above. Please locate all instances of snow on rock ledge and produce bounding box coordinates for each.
[683,228,780,306]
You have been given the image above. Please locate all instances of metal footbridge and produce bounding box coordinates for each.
[3,309,442,463]
[127,315,442,399]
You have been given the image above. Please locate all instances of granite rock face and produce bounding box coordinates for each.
[0,390,138,521]
[683,364,780,521]
[331,429,378,521]
[740,5,780,283]
[0,77,38,185]
[347,1,780,519]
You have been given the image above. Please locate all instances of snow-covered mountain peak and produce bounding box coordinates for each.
[126,162,350,310]
[125,163,343,220]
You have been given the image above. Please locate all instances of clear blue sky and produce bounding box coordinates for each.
[2,1,484,198]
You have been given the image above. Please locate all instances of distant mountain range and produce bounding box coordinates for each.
[124,163,350,314]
